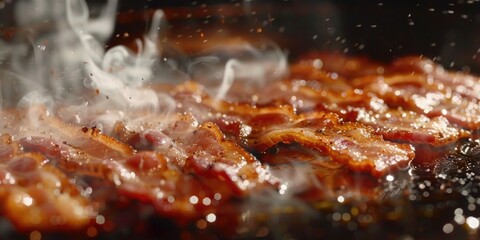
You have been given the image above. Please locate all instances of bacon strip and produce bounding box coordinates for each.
[352,74,480,129]
[388,56,480,101]
[255,77,468,146]
[17,116,277,221]
[168,82,417,175]
[249,112,415,176]
[356,110,470,146]
[1,107,134,159]
[115,116,279,218]
[0,144,92,231]
[255,56,470,145]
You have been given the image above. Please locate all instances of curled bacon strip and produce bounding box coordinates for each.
[19,112,278,220]
[264,60,470,145]
[0,144,92,231]
[116,117,278,218]
[184,122,277,193]
[168,82,416,176]
[356,110,470,146]
[388,56,480,101]
[352,74,480,129]
[249,112,415,176]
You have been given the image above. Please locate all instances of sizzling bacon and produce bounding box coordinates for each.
[262,143,345,176]
[263,145,382,203]
[172,80,462,147]
[356,110,470,146]
[257,77,468,146]
[388,56,480,101]
[0,136,92,231]
[267,56,471,145]
[249,112,415,176]
[1,52,478,233]
[1,107,134,159]
[352,74,480,129]
[17,112,278,221]
[113,117,278,218]
[168,82,417,176]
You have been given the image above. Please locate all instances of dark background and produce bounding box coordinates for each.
[109,0,480,73]
[1,0,479,72]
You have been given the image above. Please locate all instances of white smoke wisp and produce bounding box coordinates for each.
[216,59,238,100]
[62,1,177,133]
[0,0,289,136]
[0,0,185,134]
[100,10,164,88]
[188,42,288,101]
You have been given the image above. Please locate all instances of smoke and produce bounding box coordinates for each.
[0,0,288,135]
[188,42,288,101]
[0,0,323,230]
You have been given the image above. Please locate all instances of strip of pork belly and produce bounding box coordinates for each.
[112,113,279,218]
[388,56,480,101]
[116,113,278,193]
[355,110,469,146]
[0,137,92,231]
[169,80,467,146]
[125,124,275,218]
[1,107,134,160]
[352,74,480,130]
[258,76,468,146]
[248,112,414,176]
[170,81,296,122]
[117,152,238,219]
[17,112,278,219]
[19,135,213,219]
[263,146,380,202]
[300,54,480,130]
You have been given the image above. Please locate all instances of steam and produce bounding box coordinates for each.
[188,43,288,101]
[62,0,170,132]
[0,0,289,134]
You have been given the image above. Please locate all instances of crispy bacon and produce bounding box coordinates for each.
[262,143,345,174]
[20,136,119,178]
[0,147,91,231]
[183,122,276,193]
[284,84,466,146]
[267,59,470,145]
[168,82,417,176]
[255,80,467,146]
[1,107,134,159]
[356,110,470,146]
[388,56,480,101]
[249,112,415,176]
[352,74,480,129]
[112,119,278,219]
[18,112,278,220]
[1,52,479,233]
